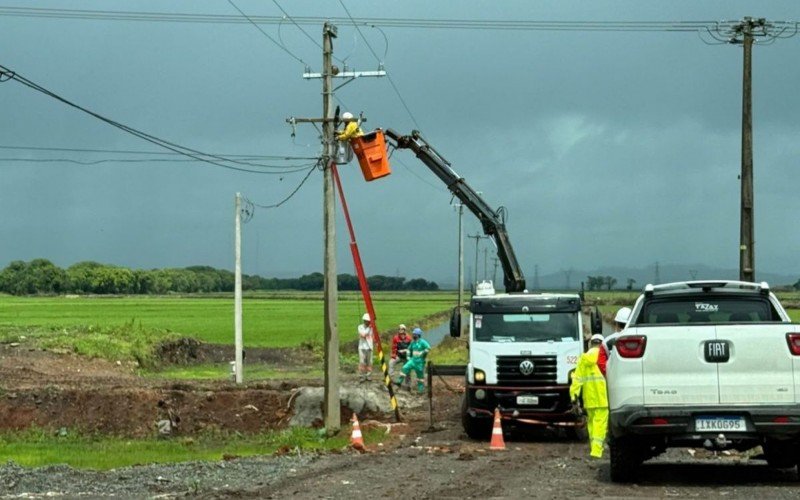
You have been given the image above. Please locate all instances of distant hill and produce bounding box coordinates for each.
[436,264,798,291]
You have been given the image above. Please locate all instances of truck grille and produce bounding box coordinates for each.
[496,355,557,385]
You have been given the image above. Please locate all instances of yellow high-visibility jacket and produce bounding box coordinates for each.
[337,122,363,141]
[569,346,608,409]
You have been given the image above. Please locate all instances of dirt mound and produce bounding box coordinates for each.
[155,338,319,366]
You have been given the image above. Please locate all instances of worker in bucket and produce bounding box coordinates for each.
[394,327,431,394]
[570,333,609,458]
[337,111,363,141]
[389,324,412,384]
[598,306,631,376]
[357,313,374,382]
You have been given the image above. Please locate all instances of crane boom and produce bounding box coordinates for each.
[384,129,526,292]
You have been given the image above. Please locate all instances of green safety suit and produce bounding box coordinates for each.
[396,338,431,393]
[569,346,609,458]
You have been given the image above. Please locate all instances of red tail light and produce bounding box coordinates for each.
[786,333,800,356]
[773,416,790,423]
[652,418,669,425]
[617,335,647,358]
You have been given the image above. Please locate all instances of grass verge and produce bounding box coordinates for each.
[0,427,382,470]
[143,363,324,381]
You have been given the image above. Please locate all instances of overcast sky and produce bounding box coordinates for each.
[0,1,797,284]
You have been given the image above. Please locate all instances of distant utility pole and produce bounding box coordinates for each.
[454,203,464,310]
[467,233,488,287]
[234,193,243,385]
[654,261,660,285]
[564,268,573,290]
[533,264,540,290]
[285,22,385,434]
[491,257,499,285]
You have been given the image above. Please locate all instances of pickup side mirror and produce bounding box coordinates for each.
[449,307,462,338]
[591,307,603,334]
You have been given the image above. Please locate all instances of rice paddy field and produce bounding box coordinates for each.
[0,291,457,348]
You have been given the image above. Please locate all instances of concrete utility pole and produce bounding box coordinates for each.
[286,22,386,434]
[234,193,243,384]
[467,233,487,288]
[491,257,499,286]
[533,264,540,290]
[455,203,464,310]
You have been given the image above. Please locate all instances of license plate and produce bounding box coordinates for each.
[516,395,539,405]
[695,416,746,432]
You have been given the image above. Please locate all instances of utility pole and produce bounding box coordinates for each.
[467,233,487,288]
[709,17,796,281]
[735,18,759,282]
[455,203,464,310]
[483,247,488,282]
[654,261,660,285]
[234,193,243,384]
[320,23,339,433]
[286,22,386,434]
[491,257,499,286]
[533,264,540,290]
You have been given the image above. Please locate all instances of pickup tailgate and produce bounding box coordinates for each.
[717,324,799,404]
[642,325,720,405]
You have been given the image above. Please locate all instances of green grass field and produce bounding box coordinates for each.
[0,427,382,470]
[0,291,455,348]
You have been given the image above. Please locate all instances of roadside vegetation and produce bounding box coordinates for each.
[0,427,383,470]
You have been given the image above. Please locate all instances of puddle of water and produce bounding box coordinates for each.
[423,321,450,347]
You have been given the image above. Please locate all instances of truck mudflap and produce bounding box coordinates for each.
[465,384,580,426]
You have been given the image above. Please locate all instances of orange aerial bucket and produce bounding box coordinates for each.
[350,129,392,182]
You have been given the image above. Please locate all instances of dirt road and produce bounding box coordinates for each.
[1,342,798,498]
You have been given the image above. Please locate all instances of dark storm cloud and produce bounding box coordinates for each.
[0,0,797,284]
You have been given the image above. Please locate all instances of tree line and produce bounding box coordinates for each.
[0,259,439,295]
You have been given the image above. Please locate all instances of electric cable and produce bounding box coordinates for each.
[270,0,346,65]
[0,144,318,160]
[0,157,316,171]
[244,162,319,209]
[226,0,309,67]
[0,64,310,173]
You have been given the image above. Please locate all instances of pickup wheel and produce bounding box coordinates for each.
[461,395,491,440]
[609,437,642,483]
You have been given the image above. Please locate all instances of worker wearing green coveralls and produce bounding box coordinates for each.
[569,333,609,458]
[394,328,430,394]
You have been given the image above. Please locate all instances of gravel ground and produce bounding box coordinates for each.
[0,453,318,498]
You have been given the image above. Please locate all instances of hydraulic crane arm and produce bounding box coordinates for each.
[384,129,526,293]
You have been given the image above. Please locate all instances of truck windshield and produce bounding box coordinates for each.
[637,297,783,325]
[473,312,579,342]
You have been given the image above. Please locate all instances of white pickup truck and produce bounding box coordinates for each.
[605,280,800,482]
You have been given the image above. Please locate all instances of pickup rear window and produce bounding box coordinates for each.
[636,297,783,325]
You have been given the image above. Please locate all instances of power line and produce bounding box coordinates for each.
[338,0,422,130]
[0,144,318,160]
[244,162,319,209]
[226,0,309,67]
[0,157,316,172]
[0,64,312,174]
[0,7,764,32]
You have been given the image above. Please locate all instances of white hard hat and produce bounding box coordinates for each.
[398,324,407,330]
[362,313,371,322]
[342,111,354,120]
[614,307,632,325]
[590,333,604,343]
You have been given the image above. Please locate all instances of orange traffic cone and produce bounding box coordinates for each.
[350,413,366,451]
[489,408,506,450]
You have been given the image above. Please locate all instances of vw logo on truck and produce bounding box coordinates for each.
[519,360,535,376]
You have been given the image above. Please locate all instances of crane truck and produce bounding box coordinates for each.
[384,129,598,438]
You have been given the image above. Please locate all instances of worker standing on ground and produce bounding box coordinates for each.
[389,324,412,381]
[570,333,609,458]
[337,111,363,141]
[357,313,374,382]
[395,328,430,394]
[598,307,631,376]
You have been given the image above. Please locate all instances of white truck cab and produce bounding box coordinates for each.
[459,281,584,438]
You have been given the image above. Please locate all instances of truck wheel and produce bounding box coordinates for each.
[461,395,490,440]
[609,437,642,483]
[764,440,797,469]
